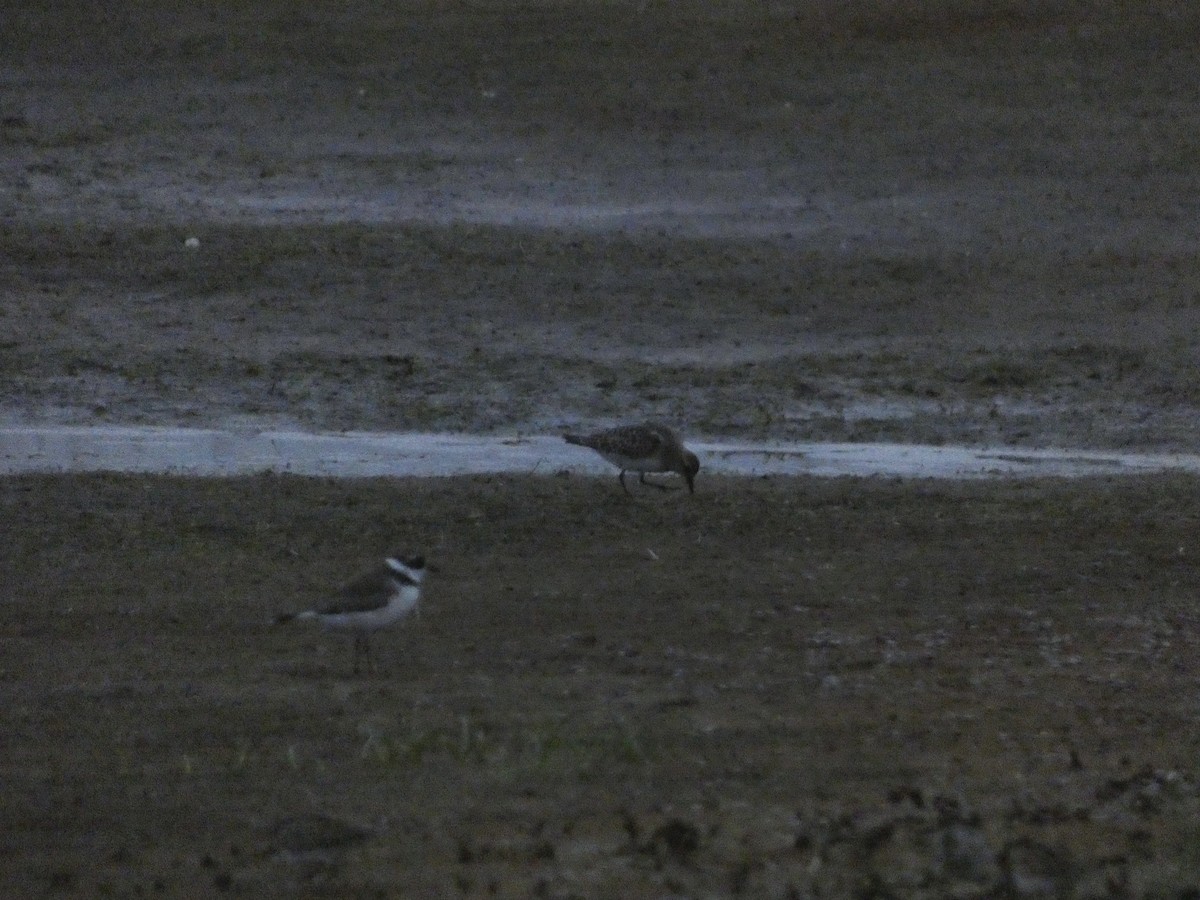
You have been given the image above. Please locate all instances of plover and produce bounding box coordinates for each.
[563,422,700,494]
[276,553,426,675]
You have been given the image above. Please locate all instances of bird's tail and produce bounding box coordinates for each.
[563,432,585,446]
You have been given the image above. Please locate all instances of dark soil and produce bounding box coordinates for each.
[5,472,1200,897]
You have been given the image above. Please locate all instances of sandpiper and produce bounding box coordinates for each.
[563,422,700,494]
[276,553,426,675]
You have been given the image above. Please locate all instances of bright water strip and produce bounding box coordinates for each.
[2,425,1199,480]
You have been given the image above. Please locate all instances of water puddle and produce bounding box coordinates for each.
[2,425,1199,480]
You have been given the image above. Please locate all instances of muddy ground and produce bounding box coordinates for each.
[5,472,1200,898]
[3,0,1200,448]
[6,0,1200,896]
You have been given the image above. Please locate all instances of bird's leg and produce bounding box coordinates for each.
[353,635,374,676]
[619,470,632,495]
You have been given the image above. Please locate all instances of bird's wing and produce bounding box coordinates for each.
[644,422,681,448]
[317,569,392,614]
[603,425,665,458]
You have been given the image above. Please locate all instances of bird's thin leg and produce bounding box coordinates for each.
[619,470,632,495]
[353,635,375,676]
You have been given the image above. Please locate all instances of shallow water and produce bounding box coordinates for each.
[3,425,1199,480]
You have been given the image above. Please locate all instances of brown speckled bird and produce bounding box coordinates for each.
[563,423,700,494]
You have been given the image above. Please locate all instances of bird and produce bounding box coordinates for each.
[276,552,426,675]
[562,422,700,494]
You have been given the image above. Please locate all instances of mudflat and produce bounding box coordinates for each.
[5,0,1200,896]
[6,472,1200,897]
[3,0,1200,448]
